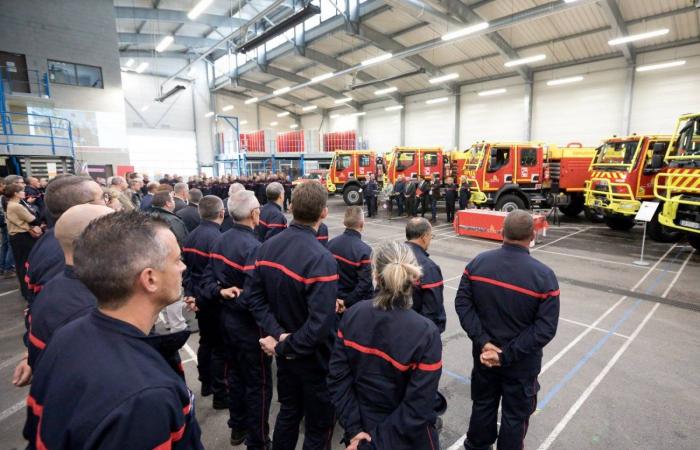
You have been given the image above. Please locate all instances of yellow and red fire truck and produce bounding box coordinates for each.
[325,150,383,205]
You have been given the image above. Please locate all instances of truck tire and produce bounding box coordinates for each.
[558,195,584,218]
[647,209,682,243]
[495,194,525,212]
[687,233,700,251]
[584,207,605,223]
[343,186,362,206]
[603,215,635,231]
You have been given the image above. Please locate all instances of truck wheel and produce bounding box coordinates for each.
[495,194,525,212]
[343,186,362,206]
[584,207,604,223]
[603,215,635,231]
[647,210,682,243]
[687,233,700,251]
[558,195,584,218]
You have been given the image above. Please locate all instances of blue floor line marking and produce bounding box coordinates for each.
[444,369,471,385]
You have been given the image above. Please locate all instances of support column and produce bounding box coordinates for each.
[524,79,534,141]
[622,63,636,136]
[256,103,261,130]
[453,91,461,150]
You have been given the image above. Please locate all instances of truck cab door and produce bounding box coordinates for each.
[517,146,542,185]
[356,153,372,179]
[421,151,441,179]
[485,145,514,188]
[335,154,352,183]
[639,139,669,197]
[395,151,417,178]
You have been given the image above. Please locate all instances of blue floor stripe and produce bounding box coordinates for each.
[444,369,471,385]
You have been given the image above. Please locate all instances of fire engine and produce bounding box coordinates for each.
[463,142,595,215]
[583,135,680,240]
[326,150,384,205]
[652,113,700,250]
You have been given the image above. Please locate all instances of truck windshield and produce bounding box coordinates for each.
[593,140,639,167]
[396,152,415,171]
[465,144,483,169]
[674,118,700,158]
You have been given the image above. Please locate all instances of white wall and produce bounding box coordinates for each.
[405,93,455,150]
[127,129,198,177]
[364,104,401,154]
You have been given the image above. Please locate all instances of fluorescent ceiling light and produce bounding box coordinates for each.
[156,35,174,53]
[222,105,234,112]
[563,0,579,3]
[361,53,392,66]
[270,121,278,126]
[187,0,214,20]
[245,97,259,104]
[636,60,686,72]
[205,111,215,118]
[426,97,449,105]
[478,88,507,96]
[273,86,291,96]
[135,62,149,73]
[140,105,150,112]
[608,28,669,46]
[385,105,404,111]
[277,111,290,117]
[374,86,398,96]
[290,124,299,129]
[125,58,135,68]
[302,105,318,111]
[504,54,546,67]
[330,113,341,119]
[547,76,584,86]
[240,120,248,125]
[429,73,459,84]
[311,72,334,83]
[350,112,366,117]
[441,22,489,42]
[334,97,353,104]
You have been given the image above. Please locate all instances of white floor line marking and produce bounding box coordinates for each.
[558,317,629,339]
[446,243,677,450]
[0,399,26,423]
[0,352,25,371]
[0,289,19,297]
[535,248,675,271]
[661,248,694,299]
[183,343,198,363]
[537,302,661,450]
[532,228,589,252]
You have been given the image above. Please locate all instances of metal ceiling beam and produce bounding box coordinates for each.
[119,50,195,59]
[114,6,245,28]
[118,32,220,49]
[598,0,635,63]
[234,77,312,111]
[215,88,300,119]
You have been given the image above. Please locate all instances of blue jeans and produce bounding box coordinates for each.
[0,227,14,271]
[431,199,438,220]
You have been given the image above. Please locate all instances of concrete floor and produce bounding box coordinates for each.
[1,196,699,449]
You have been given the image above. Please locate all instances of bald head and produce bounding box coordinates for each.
[55,204,115,264]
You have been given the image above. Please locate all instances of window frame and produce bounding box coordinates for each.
[47,59,103,89]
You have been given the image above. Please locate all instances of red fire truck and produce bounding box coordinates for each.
[326,150,383,205]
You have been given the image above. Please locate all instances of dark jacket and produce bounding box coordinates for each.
[24,310,202,450]
[455,243,560,376]
[242,223,338,368]
[459,183,471,209]
[181,221,221,302]
[430,179,440,200]
[140,193,154,211]
[327,229,373,308]
[27,266,95,368]
[25,228,64,305]
[444,183,457,204]
[256,202,287,242]
[316,222,329,247]
[151,207,189,247]
[418,180,430,198]
[405,180,417,198]
[174,197,187,213]
[328,300,441,449]
[363,180,378,199]
[177,203,201,233]
[406,242,446,333]
[393,180,405,195]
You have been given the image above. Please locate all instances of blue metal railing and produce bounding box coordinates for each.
[0,67,50,98]
[0,111,75,157]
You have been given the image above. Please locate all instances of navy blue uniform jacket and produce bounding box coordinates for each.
[455,243,559,376]
[406,242,446,333]
[363,180,378,199]
[316,222,329,247]
[242,223,338,367]
[328,300,442,449]
[256,202,287,242]
[27,266,96,369]
[25,310,202,450]
[327,229,373,308]
[25,228,64,303]
[177,204,201,233]
[182,221,222,302]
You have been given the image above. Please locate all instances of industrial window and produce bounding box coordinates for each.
[423,153,438,167]
[520,148,537,167]
[358,154,371,167]
[336,155,351,170]
[48,60,103,88]
[488,147,510,171]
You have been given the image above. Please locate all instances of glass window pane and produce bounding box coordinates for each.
[76,65,102,88]
[48,60,76,85]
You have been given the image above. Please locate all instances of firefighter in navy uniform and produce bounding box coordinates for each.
[256,182,287,242]
[199,189,272,448]
[328,242,442,450]
[181,196,232,408]
[243,181,338,450]
[444,177,457,223]
[27,204,113,369]
[363,174,378,218]
[316,222,329,247]
[327,206,373,311]
[24,211,203,450]
[405,218,446,333]
[455,210,559,450]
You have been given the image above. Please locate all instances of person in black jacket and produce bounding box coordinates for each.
[459,175,471,210]
[24,211,203,450]
[455,211,559,450]
[327,206,373,312]
[177,189,203,233]
[429,175,440,222]
[328,241,441,450]
[244,181,337,450]
[150,191,189,247]
[444,177,457,223]
[256,182,287,242]
[393,175,406,216]
[405,175,418,217]
[363,174,378,218]
[173,182,189,213]
[418,178,431,218]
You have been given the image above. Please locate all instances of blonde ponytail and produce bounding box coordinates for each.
[373,242,422,310]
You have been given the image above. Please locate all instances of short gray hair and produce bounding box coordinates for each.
[228,190,260,221]
[266,181,284,202]
[406,217,431,241]
[174,182,189,194]
[188,188,203,204]
[343,206,364,229]
[503,210,534,241]
[110,176,125,186]
[198,195,223,221]
[228,182,244,196]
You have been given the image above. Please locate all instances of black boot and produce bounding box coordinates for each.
[230,428,247,446]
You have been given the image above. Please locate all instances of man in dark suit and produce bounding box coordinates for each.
[173,182,189,213]
[177,189,203,233]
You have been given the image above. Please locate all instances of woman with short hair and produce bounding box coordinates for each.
[5,183,42,299]
[329,242,442,450]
